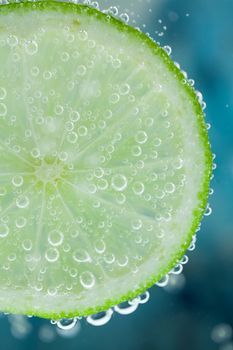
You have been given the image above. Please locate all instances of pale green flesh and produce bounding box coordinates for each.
[0,2,211,318]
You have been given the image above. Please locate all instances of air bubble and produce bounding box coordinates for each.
[0,223,9,238]
[78,126,88,136]
[120,12,129,23]
[77,65,87,76]
[73,249,91,263]
[211,324,232,343]
[94,239,106,254]
[78,30,88,41]
[139,291,150,304]
[170,263,183,275]
[25,40,38,55]
[156,274,169,287]
[97,179,108,190]
[60,52,70,62]
[111,174,128,191]
[45,248,59,263]
[15,216,27,228]
[12,175,24,187]
[114,301,138,315]
[80,271,95,289]
[0,187,7,196]
[108,6,118,16]
[163,45,172,55]
[132,181,145,195]
[55,105,64,115]
[204,203,212,216]
[119,83,130,95]
[0,103,7,116]
[57,318,77,330]
[22,239,32,251]
[31,148,40,158]
[67,132,78,144]
[132,219,142,230]
[135,130,148,144]
[69,111,80,122]
[164,182,176,194]
[109,93,120,104]
[16,195,29,209]
[0,87,7,100]
[7,34,18,47]
[86,309,113,326]
[48,230,64,247]
[132,145,142,157]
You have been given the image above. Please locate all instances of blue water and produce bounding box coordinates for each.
[1,0,233,349]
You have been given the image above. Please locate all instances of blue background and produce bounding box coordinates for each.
[1,0,232,349]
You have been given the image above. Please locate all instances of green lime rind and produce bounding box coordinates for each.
[0,1,212,320]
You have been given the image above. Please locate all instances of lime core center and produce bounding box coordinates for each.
[34,158,65,184]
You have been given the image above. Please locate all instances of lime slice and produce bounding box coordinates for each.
[0,1,212,319]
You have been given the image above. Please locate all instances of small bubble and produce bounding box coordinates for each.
[108,6,118,16]
[132,181,145,195]
[120,12,129,23]
[57,318,77,331]
[45,248,59,263]
[112,59,121,69]
[22,239,32,251]
[109,93,120,104]
[132,219,142,230]
[80,271,95,289]
[67,132,78,144]
[135,130,148,144]
[73,249,91,263]
[12,175,24,187]
[0,223,9,238]
[16,195,29,209]
[119,83,130,95]
[25,40,38,55]
[97,179,108,190]
[94,239,106,254]
[204,203,212,216]
[211,324,233,344]
[132,145,142,157]
[78,126,88,136]
[77,65,87,76]
[31,66,40,76]
[7,34,18,47]
[15,216,27,228]
[65,121,74,132]
[69,111,80,122]
[31,148,40,159]
[139,291,150,304]
[0,87,7,100]
[78,30,88,41]
[156,274,169,287]
[0,103,7,116]
[114,301,138,315]
[163,45,172,55]
[164,182,176,194]
[48,230,64,247]
[0,187,7,196]
[43,71,52,80]
[86,309,113,326]
[111,174,128,191]
[116,193,126,204]
[60,52,70,62]
[54,105,64,115]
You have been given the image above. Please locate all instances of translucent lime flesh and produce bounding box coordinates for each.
[0,1,212,319]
